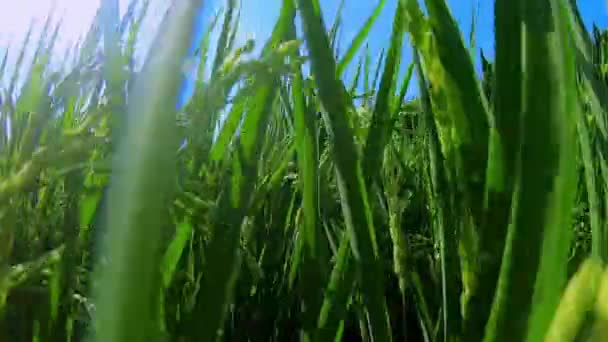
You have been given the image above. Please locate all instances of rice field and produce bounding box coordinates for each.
[1,0,608,341]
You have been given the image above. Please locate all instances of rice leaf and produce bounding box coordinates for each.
[297,1,392,340]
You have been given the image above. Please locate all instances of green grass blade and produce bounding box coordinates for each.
[363,44,371,106]
[187,5,295,340]
[102,0,125,146]
[544,259,603,341]
[296,1,392,340]
[371,48,385,98]
[209,93,248,161]
[348,56,363,96]
[567,0,608,262]
[577,104,606,261]
[211,0,237,76]
[363,0,405,182]
[566,0,608,141]
[404,1,491,338]
[196,9,221,82]
[524,1,580,339]
[336,0,386,77]
[328,0,345,55]
[468,0,479,59]
[463,0,522,338]
[392,62,414,115]
[12,15,63,165]
[0,44,9,80]
[7,20,35,108]
[190,77,278,342]
[413,49,456,342]
[419,0,490,224]
[316,233,356,341]
[289,10,328,336]
[483,0,579,340]
[161,220,193,288]
[226,4,241,53]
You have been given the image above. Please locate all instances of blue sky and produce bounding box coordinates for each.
[236,0,608,98]
[1,0,607,100]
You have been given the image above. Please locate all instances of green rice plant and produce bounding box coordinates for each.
[297,0,393,340]
[461,0,522,338]
[413,48,459,342]
[3,0,608,341]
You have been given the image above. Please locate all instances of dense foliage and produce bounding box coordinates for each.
[1,0,608,341]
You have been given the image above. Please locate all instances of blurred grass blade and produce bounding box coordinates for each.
[328,0,345,54]
[13,14,63,166]
[196,10,221,82]
[464,0,522,338]
[0,44,10,80]
[544,259,603,342]
[524,0,580,338]
[7,20,35,110]
[161,220,193,288]
[211,0,237,76]
[226,4,241,53]
[483,0,579,341]
[92,1,205,341]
